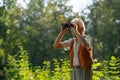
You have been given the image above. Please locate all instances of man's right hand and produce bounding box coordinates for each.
[61,26,68,33]
[53,26,68,48]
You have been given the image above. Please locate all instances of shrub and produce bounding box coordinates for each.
[4,47,120,80]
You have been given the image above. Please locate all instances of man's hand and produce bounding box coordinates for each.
[70,23,79,35]
[61,26,68,33]
[53,26,68,48]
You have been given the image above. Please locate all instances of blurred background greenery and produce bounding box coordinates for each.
[0,0,120,80]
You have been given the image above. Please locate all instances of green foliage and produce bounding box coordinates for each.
[4,46,34,80]
[4,47,120,80]
[4,46,71,80]
[51,58,70,80]
[92,56,120,80]
[82,0,120,59]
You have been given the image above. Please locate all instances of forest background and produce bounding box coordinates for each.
[0,0,120,80]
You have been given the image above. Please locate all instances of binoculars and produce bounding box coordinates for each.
[62,22,74,28]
